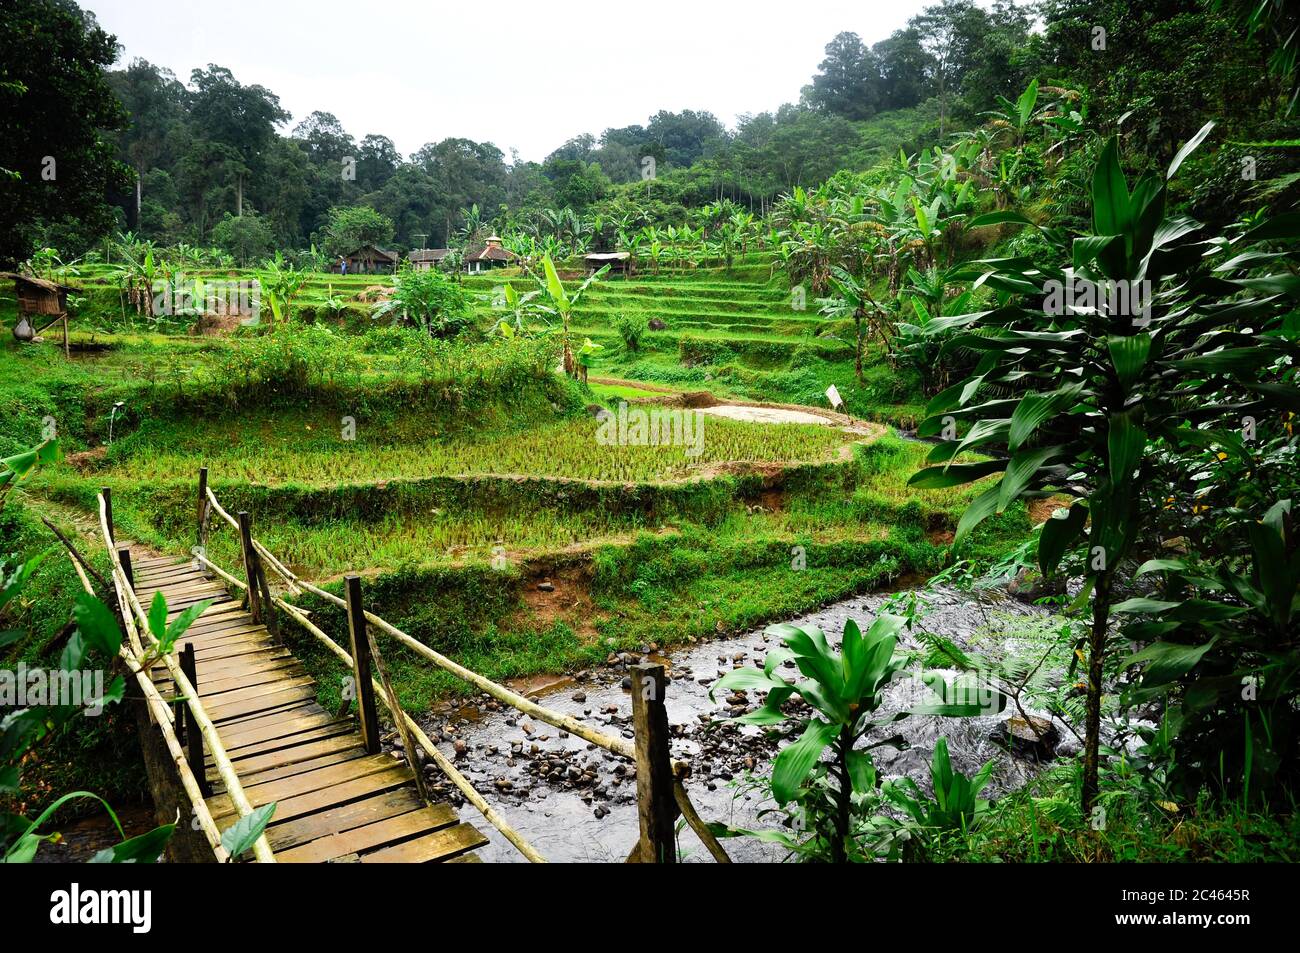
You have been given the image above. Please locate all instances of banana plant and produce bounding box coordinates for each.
[710,614,1003,863]
[538,254,608,377]
[984,78,1041,148]
[257,253,306,329]
[0,439,59,511]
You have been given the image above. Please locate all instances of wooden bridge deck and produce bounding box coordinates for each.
[131,552,487,863]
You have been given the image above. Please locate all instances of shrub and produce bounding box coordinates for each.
[613,311,649,352]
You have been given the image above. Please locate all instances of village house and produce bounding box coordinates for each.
[340,244,399,275]
[407,235,519,273]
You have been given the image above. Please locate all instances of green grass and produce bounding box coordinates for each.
[85,413,856,487]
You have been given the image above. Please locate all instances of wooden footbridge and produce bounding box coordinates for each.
[70,471,731,864]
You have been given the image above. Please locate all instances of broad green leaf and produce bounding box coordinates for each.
[1092,137,1130,236]
[162,598,217,653]
[542,255,568,310]
[148,591,168,642]
[72,594,122,658]
[221,803,277,859]
[1167,120,1214,180]
[1008,383,1083,451]
[89,825,173,863]
[968,210,1034,228]
[954,484,1001,546]
[1107,333,1151,388]
[1123,638,1218,686]
[997,446,1061,512]
[1107,413,1146,484]
[908,460,1005,489]
[1113,597,1182,614]
[771,719,838,804]
[1038,501,1087,575]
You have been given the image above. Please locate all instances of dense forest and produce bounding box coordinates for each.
[4,0,1295,266]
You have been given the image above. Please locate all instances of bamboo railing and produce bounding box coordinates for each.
[199,473,730,864]
[96,491,276,864]
[64,551,232,862]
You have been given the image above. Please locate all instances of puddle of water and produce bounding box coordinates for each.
[417,585,1067,863]
[32,803,158,863]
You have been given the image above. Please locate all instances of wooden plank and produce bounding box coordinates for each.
[211,744,370,792]
[207,765,412,824]
[232,753,400,806]
[275,806,457,863]
[220,733,364,777]
[218,698,324,732]
[206,685,317,722]
[195,674,315,707]
[191,664,308,697]
[219,710,342,751]
[223,719,354,762]
[358,823,488,863]
[263,788,426,852]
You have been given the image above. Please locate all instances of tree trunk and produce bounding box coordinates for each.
[236,174,243,217]
[135,168,143,226]
[855,313,864,382]
[1082,570,1112,814]
[832,725,853,863]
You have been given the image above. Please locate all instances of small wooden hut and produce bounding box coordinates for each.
[584,252,633,276]
[341,245,399,275]
[3,272,73,356]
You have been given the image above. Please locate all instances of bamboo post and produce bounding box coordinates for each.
[365,622,430,802]
[254,554,280,642]
[237,511,261,622]
[117,547,134,589]
[196,467,209,574]
[344,576,380,755]
[101,486,115,545]
[180,643,211,797]
[630,663,677,864]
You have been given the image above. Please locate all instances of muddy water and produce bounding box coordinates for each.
[417,585,1068,863]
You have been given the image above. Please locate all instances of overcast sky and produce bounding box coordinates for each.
[83,0,949,162]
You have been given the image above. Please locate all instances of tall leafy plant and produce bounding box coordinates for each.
[710,614,1003,862]
[910,121,1300,811]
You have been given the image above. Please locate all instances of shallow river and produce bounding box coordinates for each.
[417,584,1070,863]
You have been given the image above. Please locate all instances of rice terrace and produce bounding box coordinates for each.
[1,0,1299,911]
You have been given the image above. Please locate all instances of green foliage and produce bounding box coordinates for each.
[319,205,395,258]
[710,614,1004,862]
[373,266,472,338]
[913,124,1300,810]
[0,0,130,265]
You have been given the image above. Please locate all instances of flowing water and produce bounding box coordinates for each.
[418,583,1070,863]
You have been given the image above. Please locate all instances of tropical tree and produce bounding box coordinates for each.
[536,253,607,377]
[908,123,1300,813]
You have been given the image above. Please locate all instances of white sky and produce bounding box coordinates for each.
[83,0,949,162]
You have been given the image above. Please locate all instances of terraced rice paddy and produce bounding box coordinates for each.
[95,414,859,486]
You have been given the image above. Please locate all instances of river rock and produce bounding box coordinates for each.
[990,715,1060,760]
